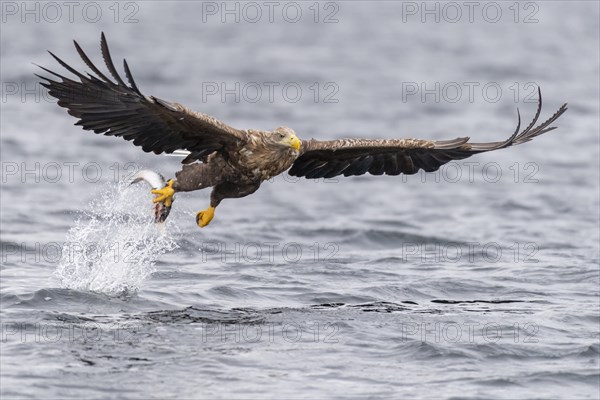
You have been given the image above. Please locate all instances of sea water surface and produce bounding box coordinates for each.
[1,1,599,399]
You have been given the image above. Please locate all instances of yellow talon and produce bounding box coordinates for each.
[151,179,175,207]
[196,207,215,228]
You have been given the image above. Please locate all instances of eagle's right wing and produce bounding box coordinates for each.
[289,90,567,178]
[37,33,245,163]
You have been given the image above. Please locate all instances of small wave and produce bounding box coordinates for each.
[431,299,524,305]
[141,306,266,325]
[55,181,179,295]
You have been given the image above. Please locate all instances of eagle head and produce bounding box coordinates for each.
[271,127,301,151]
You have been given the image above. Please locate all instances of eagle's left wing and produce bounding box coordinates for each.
[289,90,567,179]
[36,33,247,164]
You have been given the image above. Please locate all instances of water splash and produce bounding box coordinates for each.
[55,181,179,295]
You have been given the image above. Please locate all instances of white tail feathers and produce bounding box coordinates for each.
[164,149,191,158]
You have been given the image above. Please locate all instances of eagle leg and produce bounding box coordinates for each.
[196,207,215,228]
[151,179,176,207]
[194,182,261,228]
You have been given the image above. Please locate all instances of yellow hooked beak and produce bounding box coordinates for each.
[288,135,301,151]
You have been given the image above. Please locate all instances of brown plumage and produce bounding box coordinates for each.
[289,96,568,179]
[37,33,568,228]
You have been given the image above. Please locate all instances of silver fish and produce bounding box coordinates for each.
[130,169,174,223]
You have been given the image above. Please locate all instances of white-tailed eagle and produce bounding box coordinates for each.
[37,33,568,227]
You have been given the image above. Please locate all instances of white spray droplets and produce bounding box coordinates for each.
[55,181,179,295]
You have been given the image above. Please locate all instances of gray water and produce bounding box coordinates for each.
[1,1,599,399]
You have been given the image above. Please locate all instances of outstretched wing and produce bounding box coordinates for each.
[289,89,567,179]
[36,33,246,163]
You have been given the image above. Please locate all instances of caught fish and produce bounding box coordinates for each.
[131,170,174,223]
